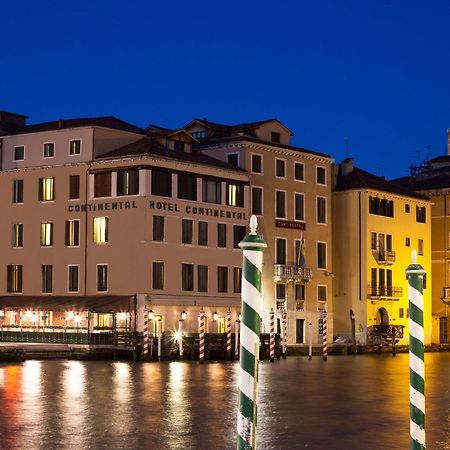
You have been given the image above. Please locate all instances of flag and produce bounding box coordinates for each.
[297,234,306,269]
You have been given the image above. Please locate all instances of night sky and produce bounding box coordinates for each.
[2,0,450,179]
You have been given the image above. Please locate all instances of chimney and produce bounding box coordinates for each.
[0,111,28,135]
[341,157,354,176]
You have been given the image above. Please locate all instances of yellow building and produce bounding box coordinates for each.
[333,158,432,345]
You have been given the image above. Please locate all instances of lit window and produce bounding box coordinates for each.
[93,217,109,243]
[12,223,23,247]
[69,139,81,155]
[226,183,244,207]
[39,177,55,201]
[65,220,80,247]
[40,222,54,246]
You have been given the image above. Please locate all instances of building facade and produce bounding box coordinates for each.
[333,158,433,345]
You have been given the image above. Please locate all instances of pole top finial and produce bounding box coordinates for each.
[412,249,417,264]
[249,215,258,235]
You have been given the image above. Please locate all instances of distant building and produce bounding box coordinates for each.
[184,118,334,346]
[333,158,433,345]
[393,140,450,344]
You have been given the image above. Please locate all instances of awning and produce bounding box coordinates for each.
[0,295,135,313]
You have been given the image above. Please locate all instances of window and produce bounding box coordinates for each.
[276,238,287,264]
[93,217,109,243]
[192,130,207,140]
[295,193,305,221]
[399,308,405,319]
[198,265,208,292]
[97,265,108,292]
[416,206,426,223]
[12,224,23,247]
[43,142,55,158]
[42,265,53,293]
[177,173,197,200]
[251,154,262,174]
[217,223,227,248]
[182,264,194,291]
[40,222,54,246]
[152,169,172,197]
[226,183,244,207]
[174,141,185,153]
[182,219,193,244]
[276,190,286,218]
[233,225,246,248]
[13,180,24,203]
[406,237,411,247]
[39,177,55,201]
[7,264,23,293]
[227,153,239,167]
[117,169,139,196]
[418,239,424,256]
[371,232,377,250]
[68,265,79,292]
[271,132,281,143]
[316,166,326,185]
[152,262,164,290]
[234,267,242,293]
[317,197,326,224]
[14,145,25,161]
[295,284,305,311]
[276,283,286,300]
[217,266,228,293]
[405,204,410,213]
[318,285,327,302]
[65,220,80,247]
[202,179,221,204]
[275,159,286,178]
[294,162,304,181]
[317,242,327,269]
[153,216,164,241]
[69,139,81,155]
[94,172,111,198]
[369,196,394,217]
[69,175,80,200]
[198,221,208,246]
[252,187,263,215]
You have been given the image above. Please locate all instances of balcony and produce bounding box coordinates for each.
[367,284,402,300]
[373,249,396,265]
[367,324,405,345]
[274,264,312,282]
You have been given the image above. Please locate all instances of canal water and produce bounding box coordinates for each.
[0,353,448,450]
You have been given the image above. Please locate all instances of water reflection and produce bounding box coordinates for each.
[0,354,447,450]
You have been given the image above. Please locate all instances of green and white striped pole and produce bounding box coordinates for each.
[237,215,267,450]
[406,250,426,450]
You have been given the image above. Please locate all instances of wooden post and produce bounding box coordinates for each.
[350,309,357,354]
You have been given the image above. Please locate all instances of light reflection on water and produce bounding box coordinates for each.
[0,354,447,450]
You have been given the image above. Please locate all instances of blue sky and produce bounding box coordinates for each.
[2,0,450,178]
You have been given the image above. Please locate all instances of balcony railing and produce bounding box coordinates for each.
[367,284,402,299]
[374,249,396,265]
[273,264,312,282]
[368,324,404,339]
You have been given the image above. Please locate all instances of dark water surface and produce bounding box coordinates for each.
[0,353,448,450]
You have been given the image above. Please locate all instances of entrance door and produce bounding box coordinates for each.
[440,317,448,344]
[376,307,389,325]
[296,319,304,343]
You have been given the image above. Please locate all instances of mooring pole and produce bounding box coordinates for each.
[269,308,275,363]
[406,250,426,450]
[237,215,266,450]
[308,322,313,360]
[226,310,232,359]
[199,309,205,364]
[350,309,357,354]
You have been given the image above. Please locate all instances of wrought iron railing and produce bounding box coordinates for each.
[375,250,396,264]
[274,264,312,281]
[367,284,402,299]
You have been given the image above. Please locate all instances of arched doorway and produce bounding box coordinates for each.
[376,307,389,325]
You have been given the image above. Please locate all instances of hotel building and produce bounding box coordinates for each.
[333,158,433,345]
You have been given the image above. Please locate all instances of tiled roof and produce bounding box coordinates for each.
[98,137,247,171]
[335,165,429,200]
[392,173,450,191]
[10,116,146,135]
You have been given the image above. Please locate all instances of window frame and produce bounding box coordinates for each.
[316,196,327,224]
[96,264,108,292]
[251,186,263,216]
[13,145,25,161]
[316,166,326,185]
[251,153,263,174]
[12,223,24,248]
[294,192,305,222]
[275,158,287,179]
[152,261,164,290]
[317,241,327,269]
[69,139,82,156]
[13,179,24,204]
[43,142,55,159]
[68,265,80,293]
[40,222,54,247]
[275,190,287,219]
[93,216,109,244]
[294,161,305,182]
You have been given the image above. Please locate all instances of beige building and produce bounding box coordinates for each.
[333,159,433,345]
[182,118,334,346]
[0,112,249,335]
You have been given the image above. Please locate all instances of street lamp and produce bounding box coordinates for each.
[181,311,187,321]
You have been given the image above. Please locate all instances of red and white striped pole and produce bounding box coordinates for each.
[199,310,205,364]
[322,311,328,361]
[234,319,240,359]
[226,310,232,359]
[282,310,287,359]
[142,308,149,359]
[269,308,275,362]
